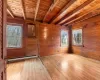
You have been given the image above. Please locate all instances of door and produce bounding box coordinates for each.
[0,0,6,80]
[26,38,38,56]
[26,24,38,57]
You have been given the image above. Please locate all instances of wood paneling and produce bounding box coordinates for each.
[26,22,69,57]
[7,19,69,58]
[71,15,100,60]
[7,15,100,60]
[0,0,7,80]
[26,38,38,56]
[0,0,4,78]
[7,17,26,59]
[7,18,39,58]
[25,22,38,57]
[37,23,68,56]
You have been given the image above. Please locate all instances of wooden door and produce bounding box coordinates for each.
[0,0,6,80]
[26,24,38,57]
[26,38,38,56]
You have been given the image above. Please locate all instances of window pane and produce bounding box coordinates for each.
[72,29,82,45]
[61,31,68,47]
[6,25,22,48]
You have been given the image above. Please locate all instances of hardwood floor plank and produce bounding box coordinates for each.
[7,54,100,80]
[49,54,100,80]
[46,56,82,80]
[21,59,36,80]
[7,58,52,80]
[7,61,24,80]
[34,58,52,80]
[40,57,67,80]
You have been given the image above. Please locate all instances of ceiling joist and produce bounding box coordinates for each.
[7,6,14,18]
[7,0,100,24]
[63,0,100,25]
[49,0,75,23]
[51,0,76,24]
[72,9,100,24]
[43,0,59,22]
[58,0,93,25]
[21,0,26,19]
[34,0,40,21]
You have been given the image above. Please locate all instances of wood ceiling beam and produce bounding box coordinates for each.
[72,14,97,24]
[71,14,100,26]
[58,0,93,25]
[7,6,14,18]
[73,9,100,24]
[51,0,76,24]
[63,0,100,26]
[78,14,100,24]
[71,13,93,24]
[21,0,26,20]
[43,0,59,22]
[50,0,76,24]
[34,0,40,21]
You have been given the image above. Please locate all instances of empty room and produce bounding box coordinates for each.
[0,0,100,80]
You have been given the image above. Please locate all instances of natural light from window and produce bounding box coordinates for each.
[6,24,22,48]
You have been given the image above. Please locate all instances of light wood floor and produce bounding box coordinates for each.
[7,54,100,80]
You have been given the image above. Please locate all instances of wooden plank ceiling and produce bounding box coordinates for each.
[7,0,100,25]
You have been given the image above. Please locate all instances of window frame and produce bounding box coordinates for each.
[60,30,69,47]
[6,23,23,49]
[72,29,83,46]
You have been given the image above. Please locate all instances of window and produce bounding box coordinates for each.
[6,24,22,48]
[72,29,82,45]
[61,31,69,47]
[27,24,36,38]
